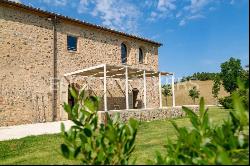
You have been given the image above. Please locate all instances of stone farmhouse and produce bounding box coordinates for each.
[0,0,175,126]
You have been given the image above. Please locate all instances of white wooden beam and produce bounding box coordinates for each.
[143,70,147,108]
[125,66,129,110]
[159,73,162,108]
[172,73,175,107]
[104,64,107,111]
[64,64,105,77]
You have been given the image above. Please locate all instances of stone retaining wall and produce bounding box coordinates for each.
[97,106,201,123]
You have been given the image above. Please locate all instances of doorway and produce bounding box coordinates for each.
[132,88,139,109]
[67,83,80,120]
[67,85,74,120]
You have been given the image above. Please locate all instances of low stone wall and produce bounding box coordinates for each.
[97,106,201,123]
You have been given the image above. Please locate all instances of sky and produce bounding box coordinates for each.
[12,0,249,79]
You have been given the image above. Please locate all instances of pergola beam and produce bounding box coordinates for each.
[159,73,162,108]
[171,73,175,107]
[125,66,129,110]
[64,64,105,77]
[104,64,107,111]
[143,70,147,109]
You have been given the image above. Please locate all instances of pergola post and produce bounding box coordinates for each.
[125,66,129,110]
[159,73,162,108]
[143,70,147,109]
[104,64,107,111]
[171,73,175,107]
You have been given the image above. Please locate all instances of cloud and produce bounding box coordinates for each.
[179,19,186,26]
[157,0,176,11]
[77,0,90,13]
[179,14,205,26]
[77,0,141,34]
[230,0,235,5]
[41,0,68,7]
[178,0,213,26]
[188,14,205,20]
[176,11,182,18]
[148,0,176,21]
[184,0,212,14]
[9,0,21,3]
[209,7,216,11]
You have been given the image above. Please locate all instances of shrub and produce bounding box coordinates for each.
[60,86,138,165]
[218,96,233,109]
[219,77,249,110]
[150,81,249,165]
[188,86,200,104]
[212,75,221,103]
[162,84,172,105]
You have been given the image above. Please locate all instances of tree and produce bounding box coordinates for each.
[212,75,221,105]
[220,57,244,93]
[162,84,172,106]
[189,86,200,104]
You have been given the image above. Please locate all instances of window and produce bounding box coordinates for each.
[121,43,127,64]
[67,35,77,51]
[139,48,144,63]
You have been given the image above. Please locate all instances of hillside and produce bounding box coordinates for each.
[163,80,229,106]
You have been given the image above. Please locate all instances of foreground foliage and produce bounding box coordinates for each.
[150,82,249,165]
[60,87,138,165]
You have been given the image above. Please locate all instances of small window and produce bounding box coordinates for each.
[139,48,144,63]
[121,43,127,64]
[67,35,77,51]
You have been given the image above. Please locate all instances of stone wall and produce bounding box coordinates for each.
[97,106,201,123]
[0,5,54,126]
[0,4,160,126]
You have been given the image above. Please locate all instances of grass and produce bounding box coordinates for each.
[0,107,248,165]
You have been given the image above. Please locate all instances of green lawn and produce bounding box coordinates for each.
[0,107,248,165]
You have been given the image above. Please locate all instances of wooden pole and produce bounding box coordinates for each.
[143,70,147,108]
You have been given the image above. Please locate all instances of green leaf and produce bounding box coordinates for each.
[61,123,65,132]
[79,133,87,143]
[72,103,79,118]
[79,90,85,100]
[69,86,78,100]
[216,150,231,165]
[74,146,81,158]
[170,120,180,134]
[199,97,205,117]
[63,102,71,113]
[83,128,92,137]
[61,144,70,159]
[84,96,99,113]
[201,109,210,131]
[182,106,199,129]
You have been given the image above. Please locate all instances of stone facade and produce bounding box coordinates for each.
[0,2,161,126]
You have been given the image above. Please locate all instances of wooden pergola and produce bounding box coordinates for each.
[64,64,176,111]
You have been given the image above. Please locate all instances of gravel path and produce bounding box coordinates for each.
[0,120,74,141]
